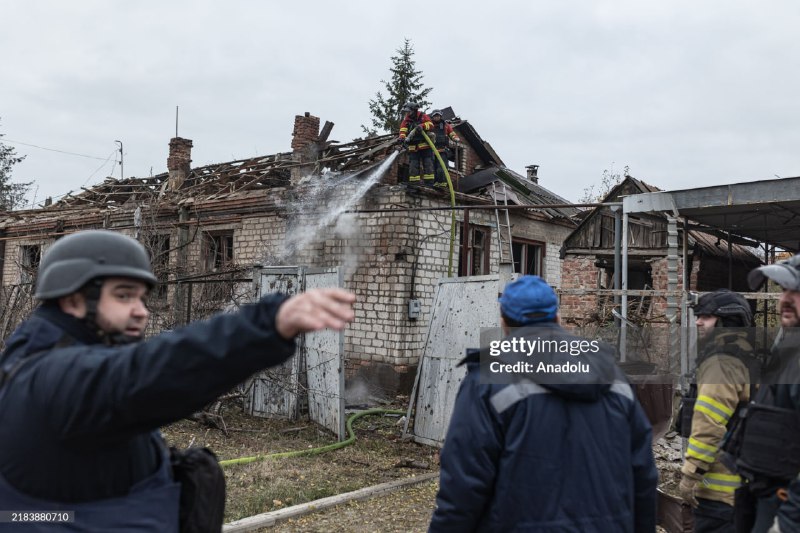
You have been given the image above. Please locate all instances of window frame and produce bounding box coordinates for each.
[511,238,545,277]
[459,224,491,276]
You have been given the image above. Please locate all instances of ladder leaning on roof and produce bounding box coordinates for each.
[491,180,515,268]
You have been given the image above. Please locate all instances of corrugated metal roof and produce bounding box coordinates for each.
[688,230,761,263]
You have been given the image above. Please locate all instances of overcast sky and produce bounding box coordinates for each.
[3,0,800,207]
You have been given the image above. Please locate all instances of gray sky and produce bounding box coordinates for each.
[3,0,800,207]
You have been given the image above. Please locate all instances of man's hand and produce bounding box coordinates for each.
[678,474,700,507]
[275,288,356,339]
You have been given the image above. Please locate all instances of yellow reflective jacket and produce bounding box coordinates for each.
[682,332,753,506]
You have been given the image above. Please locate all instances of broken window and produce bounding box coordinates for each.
[597,259,653,318]
[19,245,41,285]
[146,235,170,301]
[512,240,544,277]
[203,232,234,272]
[202,231,235,301]
[459,225,491,276]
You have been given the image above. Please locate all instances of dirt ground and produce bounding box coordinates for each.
[161,401,439,525]
[162,401,681,531]
[271,479,439,533]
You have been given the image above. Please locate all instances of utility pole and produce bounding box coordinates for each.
[115,140,124,179]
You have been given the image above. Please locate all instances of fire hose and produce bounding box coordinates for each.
[397,127,457,277]
[218,408,405,467]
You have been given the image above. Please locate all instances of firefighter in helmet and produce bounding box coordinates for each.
[398,102,435,185]
[679,289,756,532]
[429,109,461,189]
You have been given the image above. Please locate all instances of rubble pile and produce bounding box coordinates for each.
[654,431,683,496]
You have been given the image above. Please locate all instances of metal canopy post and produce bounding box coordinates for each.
[621,211,629,362]
[612,205,622,327]
[666,215,680,376]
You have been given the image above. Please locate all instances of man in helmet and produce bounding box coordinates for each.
[398,102,435,186]
[0,230,355,531]
[733,255,800,533]
[429,109,461,189]
[677,289,756,532]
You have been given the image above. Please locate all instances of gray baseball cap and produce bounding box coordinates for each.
[748,254,800,291]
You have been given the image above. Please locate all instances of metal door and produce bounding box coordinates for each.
[406,275,501,446]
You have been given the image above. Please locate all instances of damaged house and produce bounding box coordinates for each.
[558,176,762,367]
[0,110,578,398]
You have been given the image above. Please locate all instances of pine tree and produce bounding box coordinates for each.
[362,39,433,135]
[0,120,32,211]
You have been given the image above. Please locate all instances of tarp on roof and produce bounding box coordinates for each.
[457,165,580,220]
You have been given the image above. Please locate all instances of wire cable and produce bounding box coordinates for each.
[2,139,110,161]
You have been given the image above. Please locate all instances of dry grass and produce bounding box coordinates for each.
[161,402,439,524]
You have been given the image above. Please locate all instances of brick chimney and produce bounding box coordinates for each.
[291,112,320,185]
[291,112,320,151]
[526,164,539,184]
[167,137,193,191]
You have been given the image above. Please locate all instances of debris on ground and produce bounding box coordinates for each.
[270,479,439,533]
[654,431,683,497]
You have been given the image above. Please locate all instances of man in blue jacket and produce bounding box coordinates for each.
[0,230,355,532]
[429,275,658,532]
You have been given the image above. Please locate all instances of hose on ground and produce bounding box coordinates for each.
[218,408,406,468]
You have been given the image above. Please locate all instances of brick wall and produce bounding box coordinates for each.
[167,137,193,192]
[0,180,575,397]
[558,255,599,325]
[1,237,51,285]
[230,183,575,396]
[291,112,320,151]
[167,138,192,174]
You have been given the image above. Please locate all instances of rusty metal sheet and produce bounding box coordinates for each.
[657,489,694,533]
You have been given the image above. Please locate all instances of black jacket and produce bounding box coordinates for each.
[429,322,658,533]
[0,295,294,502]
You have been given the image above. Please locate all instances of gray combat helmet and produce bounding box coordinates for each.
[35,230,158,300]
[692,288,753,327]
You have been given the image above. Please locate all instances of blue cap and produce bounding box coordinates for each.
[499,275,558,325]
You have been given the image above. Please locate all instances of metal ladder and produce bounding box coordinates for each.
[491,181,514,267]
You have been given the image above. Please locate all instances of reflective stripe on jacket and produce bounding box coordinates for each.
[683,336,752,506]
[399,112,433,151]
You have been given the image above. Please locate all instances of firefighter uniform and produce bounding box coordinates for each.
[679,289,756,533]
[398,107,434,184]
[430,110,460,188]
[683,333,752,506]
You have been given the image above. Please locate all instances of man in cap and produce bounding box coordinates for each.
[0,230,355,532]
[429,275,657,532]
[736,254,800,533]
[677,289,756,532]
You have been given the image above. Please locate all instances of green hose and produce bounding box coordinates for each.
[400,124,457,277]
[418,129,456,278]
[218,409,406,467]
